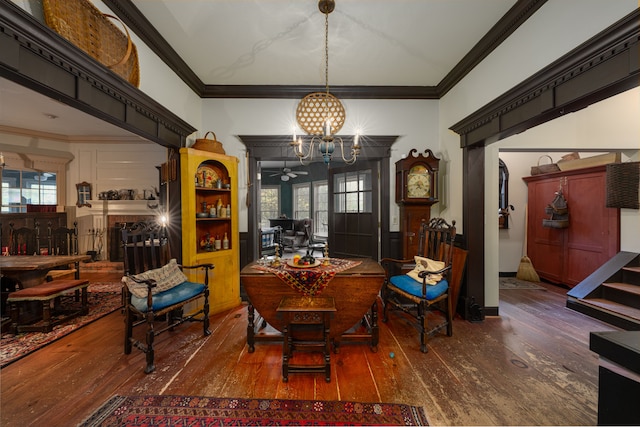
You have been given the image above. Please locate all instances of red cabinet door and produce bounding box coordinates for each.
[524,166,620,287]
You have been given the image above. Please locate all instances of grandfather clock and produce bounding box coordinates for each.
[395,149,440,258]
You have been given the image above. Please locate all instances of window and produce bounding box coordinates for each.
[313,180,328,236]
[1,169,57,213]
[259,186,280,229]
[333,170,372,213]
[292,183,310,219]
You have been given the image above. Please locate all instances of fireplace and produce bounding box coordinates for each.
[77,200,159,262]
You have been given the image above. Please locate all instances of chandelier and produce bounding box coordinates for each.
[291,0,360,165]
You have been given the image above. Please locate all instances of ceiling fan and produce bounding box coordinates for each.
[265,162,309,182]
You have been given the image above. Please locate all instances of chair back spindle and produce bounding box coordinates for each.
[121,221,168,275]
[47,221,79,255]
[9,222,40,255]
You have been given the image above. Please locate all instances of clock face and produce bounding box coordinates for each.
[407,165,430,198]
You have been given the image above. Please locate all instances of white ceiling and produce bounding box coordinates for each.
[131,0,516,86]
[0,0,517,139]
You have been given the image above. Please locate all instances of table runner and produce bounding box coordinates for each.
[252,258,361,295]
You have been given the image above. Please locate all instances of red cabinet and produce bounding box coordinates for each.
[523,165,620,287]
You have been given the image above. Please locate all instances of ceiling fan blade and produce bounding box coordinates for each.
[293,170,309,175]
[268,173,281,177]
[288,172,297,178]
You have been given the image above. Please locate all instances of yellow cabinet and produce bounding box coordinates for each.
[180,147,241,314]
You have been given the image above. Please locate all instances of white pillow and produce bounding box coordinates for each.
[122,259,188,298]
[406,256,445,285]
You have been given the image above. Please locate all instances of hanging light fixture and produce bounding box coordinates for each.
[291,0,360,166]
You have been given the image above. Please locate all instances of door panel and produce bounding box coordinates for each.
[329,161,379,260]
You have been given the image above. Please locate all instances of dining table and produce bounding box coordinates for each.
[240,257,385,352]
[0,254,92,289]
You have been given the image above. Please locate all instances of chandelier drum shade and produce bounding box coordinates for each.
[291,0,360,166]
[296,92,345,136]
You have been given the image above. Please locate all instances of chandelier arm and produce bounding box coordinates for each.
[335,137,358,165]
[291,137,319,165]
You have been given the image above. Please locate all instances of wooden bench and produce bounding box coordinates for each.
[7,279,90,333]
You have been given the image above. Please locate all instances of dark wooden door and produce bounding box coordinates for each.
[328,160,379,260]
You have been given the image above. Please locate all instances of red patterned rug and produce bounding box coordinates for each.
[80,395,429,426]
[0,281,122,368]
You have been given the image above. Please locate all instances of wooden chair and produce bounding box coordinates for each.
[381,218,457,353]
[8,222,40,255]
[303,222,326,257]
[281,218,311,252]
[46,221,81,280]
[121,221,213,374]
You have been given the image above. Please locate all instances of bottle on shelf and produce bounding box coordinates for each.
[216,198,223,217]
[215,234,222,250]
[223,233,229,250]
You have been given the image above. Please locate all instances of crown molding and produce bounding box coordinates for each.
[450,8,640,146]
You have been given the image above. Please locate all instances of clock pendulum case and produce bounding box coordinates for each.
[395,149,440,258]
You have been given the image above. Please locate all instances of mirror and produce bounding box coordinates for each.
[498,159,513,229]
[76,181,92,208]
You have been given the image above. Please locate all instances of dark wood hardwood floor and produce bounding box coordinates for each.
[0,271,618,426]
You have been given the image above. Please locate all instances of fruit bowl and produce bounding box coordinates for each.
[287,259,321,268]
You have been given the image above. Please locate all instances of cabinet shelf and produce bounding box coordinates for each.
[181,148,240,315]
[195,187,231,193]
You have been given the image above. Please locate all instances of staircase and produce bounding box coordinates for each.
[567,252,640,330]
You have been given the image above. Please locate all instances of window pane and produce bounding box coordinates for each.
[293,183,310,219]
[260,186,280,229]
[313,181,328,235]
[1,169,57,213]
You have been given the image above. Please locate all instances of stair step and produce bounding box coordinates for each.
[579,298,640,323]
[623,266,640,274]
[603,282,640,295]
[601,282,640,310]
[80,261,124,273]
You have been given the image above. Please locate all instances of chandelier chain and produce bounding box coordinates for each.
[324,11,329,95]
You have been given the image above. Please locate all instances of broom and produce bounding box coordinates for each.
[516,204,540,282]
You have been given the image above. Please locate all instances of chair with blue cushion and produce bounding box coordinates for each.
[381,218,456,353]
[121,221,213,373]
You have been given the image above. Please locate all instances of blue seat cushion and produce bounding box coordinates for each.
[131,281,205,312]
[389,275,448,300]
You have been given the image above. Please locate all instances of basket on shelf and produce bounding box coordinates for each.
[192,131,226,154]
[43,0,140,87]
[606,161,640,209]
[531,155,560,175]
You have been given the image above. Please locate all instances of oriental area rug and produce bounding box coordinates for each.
[0,281,122,368]
[80,395,429,426]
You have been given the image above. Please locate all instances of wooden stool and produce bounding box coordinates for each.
[277,296,336,383]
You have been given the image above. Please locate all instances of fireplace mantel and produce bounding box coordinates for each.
[85,200,160,217]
